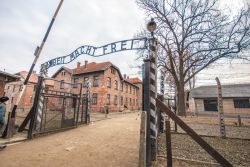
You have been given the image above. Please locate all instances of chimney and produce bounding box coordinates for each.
[77,62,81,68]
[124,74,126,79]
[84,60,88,68]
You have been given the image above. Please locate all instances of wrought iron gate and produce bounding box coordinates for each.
[34,78,82,134]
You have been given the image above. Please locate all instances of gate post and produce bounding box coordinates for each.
[28,76,44,139]
[143,18,158,166]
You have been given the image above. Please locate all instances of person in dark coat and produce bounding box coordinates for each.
[0,96,9,131]
[0,96,9,150]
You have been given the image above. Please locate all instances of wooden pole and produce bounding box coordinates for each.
[165,119,172,167]
[174,97,177,132]
[238,115,242,127]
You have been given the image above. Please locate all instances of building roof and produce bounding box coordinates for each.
[126,77,142,84]
[51,61,141,88]
[51,66,73,78]
[74,61,123,79]
[63,66,73,74]
[190,84,250,99]
[124,79,139,88]
[73,62,111,75]
[52,61,123,79]
[0,70,20,82]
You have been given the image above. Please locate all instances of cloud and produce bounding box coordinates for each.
[0,0,249,85]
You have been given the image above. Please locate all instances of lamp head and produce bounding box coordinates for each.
[147,18,156,33]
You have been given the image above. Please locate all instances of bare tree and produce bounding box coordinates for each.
[136,0,250,115]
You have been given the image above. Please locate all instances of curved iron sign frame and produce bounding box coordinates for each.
[41,37,148,72]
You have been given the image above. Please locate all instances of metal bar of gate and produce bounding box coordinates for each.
[165,119,172,167]
[72,96,77,126]
[61,98,66,128]
[81,99,84,123]
[76,84,82,126]
[156,98,233,167]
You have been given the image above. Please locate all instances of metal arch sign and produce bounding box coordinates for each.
[42,38,148,70]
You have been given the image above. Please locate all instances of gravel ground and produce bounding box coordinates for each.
[158,133,250,167]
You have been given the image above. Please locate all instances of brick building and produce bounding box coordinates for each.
[4,71,54,112]
[0,70,19,97]
[52,61,142,112]
[126,77,143,111]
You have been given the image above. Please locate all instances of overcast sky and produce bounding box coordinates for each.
[0,0,146,77]
[0,0,249,86]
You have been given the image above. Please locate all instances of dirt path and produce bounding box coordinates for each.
[0,112,141,167]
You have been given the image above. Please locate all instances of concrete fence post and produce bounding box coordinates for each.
[215,77,226,138]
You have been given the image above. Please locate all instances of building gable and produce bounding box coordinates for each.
[51,66,73,78]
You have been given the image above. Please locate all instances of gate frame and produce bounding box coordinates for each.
[28,76,43,139]
[27,77,82,139]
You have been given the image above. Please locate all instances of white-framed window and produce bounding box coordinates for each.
[107,77,111,88]
[92,93,98,105]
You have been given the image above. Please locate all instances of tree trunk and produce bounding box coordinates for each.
[177,51,186,116]
[177,77,186,116]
